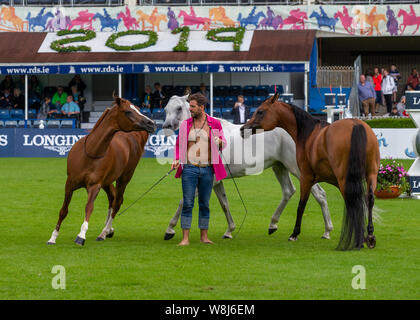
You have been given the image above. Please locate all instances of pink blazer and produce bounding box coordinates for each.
[174,115,227,181]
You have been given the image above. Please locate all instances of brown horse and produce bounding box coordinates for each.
[240,93,380,250]
[47,96,156,246]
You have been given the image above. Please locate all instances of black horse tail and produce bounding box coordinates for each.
[337,124,367,250]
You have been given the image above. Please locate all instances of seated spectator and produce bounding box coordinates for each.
[38,97,54,120]
[68,74,86,96]
[390,105,402,117]
[28,75,43,109]
[407,68,420,90]
[52,86,68,110]
[142,85,152,109]
[61,95,80,118]
[151,82,165,112]
[396,96,409,117]
[12,88,25,110]
[0,75,15,93]
[70,85,86,112]
[0,88,14,109]
[231,95,250,125]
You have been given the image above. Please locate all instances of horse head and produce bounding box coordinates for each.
[309,11,319,20]
[93,13,101,20]
[240,92,282,138]
[162,95,190,135]
[397,9,405,18]
[112,95,156,134]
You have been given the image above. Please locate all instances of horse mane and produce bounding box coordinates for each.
[90,106,112,133]
[289,104,329,143]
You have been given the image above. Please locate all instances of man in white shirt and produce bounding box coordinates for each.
[231,95,250,124]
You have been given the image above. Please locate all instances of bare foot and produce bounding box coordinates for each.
[200,239,214,244]
[178,239,190,246]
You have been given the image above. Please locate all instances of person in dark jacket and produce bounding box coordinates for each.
[230,95,250,124]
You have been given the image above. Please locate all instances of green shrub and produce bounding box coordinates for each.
[364,118,416,128]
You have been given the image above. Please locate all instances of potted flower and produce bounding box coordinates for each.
[375,159,411,199]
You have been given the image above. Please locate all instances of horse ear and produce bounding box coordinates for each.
[182,94,189,101]
[112,91,122,106]
[271,92,279,104]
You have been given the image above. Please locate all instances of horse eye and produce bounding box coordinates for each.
[177,106,182,111]
[257,110,263,115]
[124,111,132,116]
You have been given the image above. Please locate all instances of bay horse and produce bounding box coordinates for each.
[241,93,380,250]
[47,96,156,246]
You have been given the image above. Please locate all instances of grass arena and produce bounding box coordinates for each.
[1,157,420,300]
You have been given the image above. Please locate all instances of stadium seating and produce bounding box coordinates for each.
[47,120,61,128]
[253,96,267,107]
[10,109,24,120]
[4,120,18,128]
[243,96,253,107]
[243,85,256,96]
[17,120,27,128]
[224,96,236,109]
[213,96,224,109]
[0,120,4,128]
[28,109,37,119]
[215,86,229,97]
[256,85,269,97]
[61,120,74,128]
[0,109,10,120]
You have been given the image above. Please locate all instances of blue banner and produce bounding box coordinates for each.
[406,91,420,110]
[409,176,420,193]
[0,65,59,75]
[133,64,208,73]
[60,64,133,74]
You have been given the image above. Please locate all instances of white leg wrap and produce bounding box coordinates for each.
[77,221,89,240]
[48,230,59,244]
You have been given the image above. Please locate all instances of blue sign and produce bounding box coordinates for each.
[406,91,420,110]
[60,64,133,74]
[409,176,420,193]
[208,63,305,73]
[133,64,208,73]
[0,65,59,75]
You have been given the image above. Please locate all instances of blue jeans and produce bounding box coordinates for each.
[181,165,214,230]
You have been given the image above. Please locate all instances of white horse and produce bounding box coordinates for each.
[162,95,333,240]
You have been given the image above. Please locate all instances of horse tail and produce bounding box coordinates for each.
[337,124,367,250]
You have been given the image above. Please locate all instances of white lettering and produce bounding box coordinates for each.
[51,265,66,290]
[352,265,366,290]
[0,135,7,147]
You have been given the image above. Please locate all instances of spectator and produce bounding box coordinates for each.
[373,67,383,113]
[142,85,152,109]
[151,82,165,112]
[0,75,15,93]
[407,68,420,90]
[38,97,54,120]
[365,69,374,87]
[199,82,210,102]
[358,74,376,117]
[396,96,409,117]
[68,75,86,96]
[28,75,43,108]
[231,95,250,124]
[389,105,402,117]
[61,95,80,118]
[0,88,14,109]
[52,86,67,110]
[381,69,396,115]
[12,88,25,110]
[389,64,401,103]
[70,85,86,113]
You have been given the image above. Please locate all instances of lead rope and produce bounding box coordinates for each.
[209,125,248,239]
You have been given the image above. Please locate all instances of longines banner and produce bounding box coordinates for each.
[0,128,175,158]
[0,128,417,159]
[1,5,420,36]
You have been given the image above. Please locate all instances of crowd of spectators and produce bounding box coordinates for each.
[358,64,416,118]
[0,75,86,125]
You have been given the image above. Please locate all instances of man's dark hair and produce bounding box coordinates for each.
[188,93,207,107]
[154,82,161,86]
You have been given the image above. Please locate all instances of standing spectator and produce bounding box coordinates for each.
[61,95,80,118]
[389,64,401,103]
[358,74,376,117]
[151,82,165,112]
[382,69,396,115]
[28,75,43,109]
[52,86,67,111]
[11,88,25,110]
[0,75,15,93]
[0,88,14,109]
[184,86,192,96]
[68,75,86,96]
[373,67,383,113]
[142,85,152,109]
[70,85,86,113]
[231,95,251,124]
[38,97,54,120]
[407,68,420,90]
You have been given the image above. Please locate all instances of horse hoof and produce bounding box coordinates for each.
[288,236,298,241]
[321,235,330,240]
[222,234,232,239]
[268,228,277,235]
[96,237,105,241]
[46,241,55,245]
[74,236,85,246]
[106,231,114,239]
[164,233,175,240]
[366,235,376,249]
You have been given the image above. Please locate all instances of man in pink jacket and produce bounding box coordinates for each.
[171,93,227,246]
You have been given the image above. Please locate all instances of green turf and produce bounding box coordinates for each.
[1,158,420,300]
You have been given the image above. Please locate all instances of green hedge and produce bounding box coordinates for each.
[364,118,416,128]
